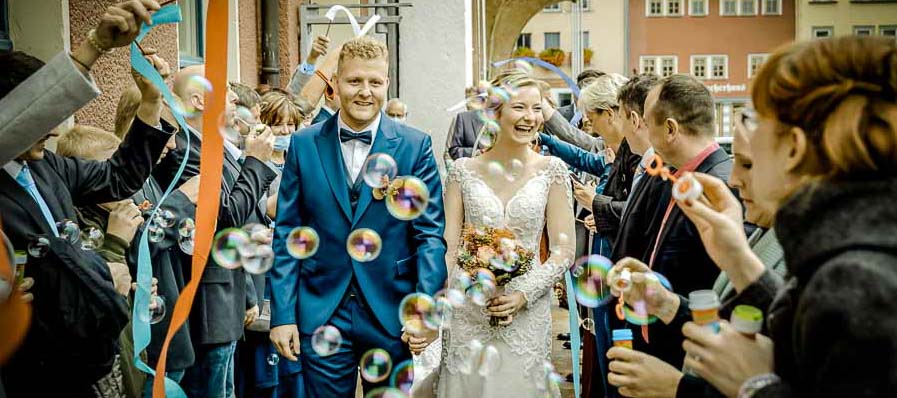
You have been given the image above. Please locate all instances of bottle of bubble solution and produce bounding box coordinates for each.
[688,290,721,333]
[612,329,633,349]
[731,305,763,339]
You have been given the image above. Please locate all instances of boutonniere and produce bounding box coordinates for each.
[372,176,403,201]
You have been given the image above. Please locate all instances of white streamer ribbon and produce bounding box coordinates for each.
[325,5,381,37]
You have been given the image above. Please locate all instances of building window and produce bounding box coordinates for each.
[690,0,709,15]
[640,56,658,74]
[748,54,769,78]
[647,0,664,15]
[0,0,10,52]
[721,0,738,15]
[517,33,532,49]
[880,25,897,38]
[544,3,562,12]
[740,0,756,15]
[641,56,678,76]
[812,26,833,38]
[582,31,591,49]
[667,0,683,15]
[178,0,205,66]
[691,56,708,78]
[711,56,728,79]
[581,0,592,11]
[544,32,561,49]
[853,26,874,36]
[762,0,781,14]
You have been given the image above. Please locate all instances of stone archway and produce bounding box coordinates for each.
[486,0,565,67]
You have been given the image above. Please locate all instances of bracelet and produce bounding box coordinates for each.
[738,373,781,398]
[69,53,92,71]
[87,29,113,54]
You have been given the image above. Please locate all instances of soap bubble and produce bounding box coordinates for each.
[243,223,272,244]
[623,300,657,326]
[441,287,466,308]
[362,153,398,188]
[311,325,343,357]
[536,360,563,392]
[507,159,524,182]
[360,348,393,383]
[571,255,613,308]
[80,227,105,250]
[286,227,320,259]
[211,228,251,269]
[242,243,274,274]
[56,220,81,245]
[364,387,408,398]
[398,293,436,335]
[171,75,212,118]
[147,224,165,243]
[140,295,166,325]
[266,353,280,366]
[487,161,505,178]
[346,228,382,262]
[386,177,430,221]
[458,339,484,375]
[27,236,50,258]
[153,209,176,228]
[581,317,596,332]
[477,344,502,376]
[178,234,195,255]
[512,59,535,75]
[390,360,414,393]
[178,218,196,238]
[453,271,473,292]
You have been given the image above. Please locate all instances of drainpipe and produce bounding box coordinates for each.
[260,0,280,86]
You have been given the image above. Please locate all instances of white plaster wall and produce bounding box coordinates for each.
[399,0,469,174]
[9,0,70,61]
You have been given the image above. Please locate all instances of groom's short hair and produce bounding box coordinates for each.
[338,36,389,72]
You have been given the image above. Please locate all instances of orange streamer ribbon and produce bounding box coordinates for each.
[0,220,32,365]
[152,0,228,395]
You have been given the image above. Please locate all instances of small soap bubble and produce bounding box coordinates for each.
[242,244,274,274]
[390,360,414,394]
[459,339,484,375]
[173,75,212,118]
[487,161,505,178]
[266,353,280,366]
[177,218,196,238]
[286,227,320,259]
[572,255,613,308]
[364,387,408,398]
[513,59,535,75]
[346,228,382,262]
[211,228,251,269]
[386,177,430,221]
[28,237,50,258]
[80,227,105,250]
[362,153,398,189]
[153,209,176,228]
[178,234,195,255]
[56,220,81,245]
[507,159,524,182]
[142,295,166,325]
[311,325,342,357]
[360,348,393,383]
[581,318,596,332]
[477,344,502,376]
[147,224,166,243]
[398,293,436,335]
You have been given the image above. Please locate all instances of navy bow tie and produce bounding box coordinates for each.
[339,128,373,145]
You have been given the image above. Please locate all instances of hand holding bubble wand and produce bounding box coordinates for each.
[607,258,674,343]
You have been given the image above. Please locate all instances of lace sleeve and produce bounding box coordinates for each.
[507,157,577,304]
[444,158,466,288]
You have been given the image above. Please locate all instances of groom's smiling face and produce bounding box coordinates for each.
[334,55,390,131]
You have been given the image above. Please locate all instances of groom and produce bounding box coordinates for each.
[269,36,447,396]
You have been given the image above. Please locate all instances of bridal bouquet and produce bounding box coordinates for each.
[457,225,535,284]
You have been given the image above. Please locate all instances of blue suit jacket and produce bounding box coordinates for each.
[270,111,448,336]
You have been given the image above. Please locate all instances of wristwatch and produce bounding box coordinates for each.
[738,373,781,398]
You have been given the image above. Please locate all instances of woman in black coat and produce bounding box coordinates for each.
[673,35,897,398]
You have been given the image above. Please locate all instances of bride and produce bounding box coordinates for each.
[422,73,576,397]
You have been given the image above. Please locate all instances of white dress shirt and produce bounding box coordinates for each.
[337,112,380,183]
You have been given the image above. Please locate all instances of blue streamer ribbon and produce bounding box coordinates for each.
[130,5,191,397]
[492,57,584,126]
[564,271,582,398]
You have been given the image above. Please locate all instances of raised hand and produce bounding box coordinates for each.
[105,199,144,244]
[244,125,276,162]
[94,0,162,50]
[307,35,331,65]
[682,320,774,398]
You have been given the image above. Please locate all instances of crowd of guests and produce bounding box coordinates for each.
[1,1,896,398]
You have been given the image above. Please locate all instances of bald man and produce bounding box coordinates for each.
[386,98,408,123]
[153,66,279,398]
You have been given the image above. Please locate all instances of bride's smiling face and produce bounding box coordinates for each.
[497,85,543,146]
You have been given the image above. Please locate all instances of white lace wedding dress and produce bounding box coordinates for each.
[430,156,575,398]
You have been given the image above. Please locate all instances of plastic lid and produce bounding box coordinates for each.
[14,250,27,264]
[612,328,633,341]
[731,305,763,335]
[688,290,721,311]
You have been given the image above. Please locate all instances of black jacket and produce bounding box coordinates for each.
[153,129,276,345]
[609,147,733,368]
[591,140,641,242]
[756,177,897,398]
[0,117,172,396]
